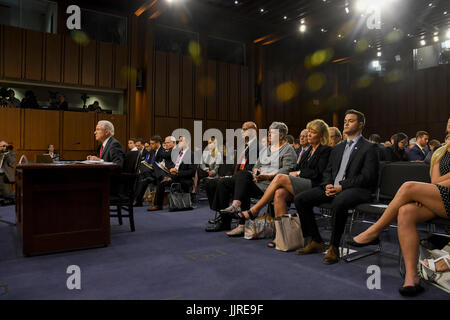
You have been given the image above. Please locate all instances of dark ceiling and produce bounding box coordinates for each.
[80,0,450,52]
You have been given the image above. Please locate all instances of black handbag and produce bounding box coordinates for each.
[168,183,193,212]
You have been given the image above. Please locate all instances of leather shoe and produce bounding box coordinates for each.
[295,241,325,255]
[323,245,340,265]
[347,237,380,247]
[219,205,241,218]
[147,205,162,211]
[205,221,231,232]
[208,216,222,224]
[399,284,424,297]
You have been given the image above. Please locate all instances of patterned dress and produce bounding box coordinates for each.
[436,150,450,218]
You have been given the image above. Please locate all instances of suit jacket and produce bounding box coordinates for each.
[384,146,408,162]
[233,138,260,172]
[170,149,198,186]
[407,144,428,161]
[321,137,379,192]
[296,144,332,187]
[0,151,17,183]
[100,136,125,169]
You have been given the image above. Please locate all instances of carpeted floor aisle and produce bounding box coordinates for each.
[0,200,449,300]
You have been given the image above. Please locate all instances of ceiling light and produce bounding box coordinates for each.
[345,6,350,14]
[444,11,447,15]
[434,36,439,42]
[372,60,380,68]
[338,34,342,38]
[299,24,306,33]
[260,8,264,13]
[283,16,287,20]
[377,51,382,57]
[234,0,238,4]
[428,3,433,7]
[300,18,305,24]
[395,54,401,62]
[420,39,426,46]
[354,40,357,43]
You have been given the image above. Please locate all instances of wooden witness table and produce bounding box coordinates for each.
[15,162,118,256]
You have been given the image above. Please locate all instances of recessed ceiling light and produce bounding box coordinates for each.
[299,24,306,32]
[345,7,350,14]
[444,11,448,15]
[420,39,426,46]
[283,16,287,20]
[338,34,342,38]
[377,51,382,57]
[434,36,439,42]
[354,40,357,43]
[234,0,238,4]
[428,3,433,7]
[260,8,264,13]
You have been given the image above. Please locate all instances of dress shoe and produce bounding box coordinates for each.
[323,245,340,265]
[208,216,221,224]
[147,205,162,211]
[347,237,380,247]
[295,241,325,255]
[205,221,231,232]
[399,284,424,297]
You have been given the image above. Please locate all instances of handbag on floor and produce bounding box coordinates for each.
[168,183,193,212]
[244,213,274,240]
[274,213,304,252]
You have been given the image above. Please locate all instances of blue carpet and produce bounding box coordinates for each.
[0,200,449,300]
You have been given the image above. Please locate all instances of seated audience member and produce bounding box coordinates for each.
[199,139,222,179]
[429,139,441,152]
[260,136,268,147]
[20,90,40,109]
[286,134,295,145]
[351,140,450,296]
[220,122,297,237]
[135,135,163,207]
[293,139,301,155]
[205,121,260,232]
[7,89,21,108]
[407,131,430,161]
[128,139,137,151]
[294,109,378,265]
[298,129,311,157]
[425,134,450,164]
[87,101,102,113]
[408,137,416,150]
[390,134,396,145]
[0,140,17,206]
[45,144,60,161]
[147,136,197,211]
[244,119,332,247]
[87,120,125,169]
[328,127,342,147]
[369,133,386,161]
[384,141,392,147]
[384,132,409,162]
[56,93,68,111]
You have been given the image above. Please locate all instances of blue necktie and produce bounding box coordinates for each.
[334,140,354,186]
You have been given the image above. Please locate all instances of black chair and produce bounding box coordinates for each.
[110,151,140,232]
[344,161,431,262]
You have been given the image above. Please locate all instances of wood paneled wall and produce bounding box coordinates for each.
[0,109,127,162]
[353,65,450,142]
[149,50,252,139]
[0,24,128,90]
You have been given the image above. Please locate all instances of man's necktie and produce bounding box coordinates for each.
[334,140,354,186]
[234,143,248,174]
[297,148,305,164]
[99,145,104,158]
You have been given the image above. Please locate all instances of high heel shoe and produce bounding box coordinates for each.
[220,205,241,218]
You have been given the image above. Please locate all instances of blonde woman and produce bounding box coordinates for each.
[200,139,222,179]
[351,139,450,297]
[239,119,332,245]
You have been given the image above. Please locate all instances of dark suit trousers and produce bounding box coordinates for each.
[0,175,14,200]
[294,187,372,247]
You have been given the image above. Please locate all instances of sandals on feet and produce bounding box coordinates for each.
[420,251,450,272]
[238,209,257,221]
[226,225,244,237]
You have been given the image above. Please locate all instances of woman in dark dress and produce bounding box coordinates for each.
[384,132,408,161]
[351,141,450,297]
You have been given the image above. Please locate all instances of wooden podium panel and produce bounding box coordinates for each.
[0,108,21,147]
[16,163,116,256]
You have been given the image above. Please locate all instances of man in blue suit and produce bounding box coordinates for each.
[407,131,429,161]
